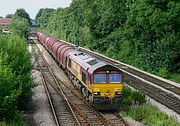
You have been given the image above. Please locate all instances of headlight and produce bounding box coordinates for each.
[94,92,100,95]
[115,92,121,95]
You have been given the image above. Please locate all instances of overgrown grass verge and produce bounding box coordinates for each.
[122,86,146,105]
[169,73,180,83]
[122,104,180,126]
[0,113,24,126]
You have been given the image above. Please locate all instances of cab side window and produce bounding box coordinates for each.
[82,71,86,84]
[68,58,71,67]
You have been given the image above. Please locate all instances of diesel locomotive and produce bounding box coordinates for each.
[36,32,124,110]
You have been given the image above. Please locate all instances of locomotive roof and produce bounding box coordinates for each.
[69,49,114,74]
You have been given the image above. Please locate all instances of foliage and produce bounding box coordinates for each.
[122,96,133,105]
[170,73,180,83]
[0,55,20,119]
[122,86,146,105]
[35,0,180,82]
[5,14,13,18]
[14,8,32,26]
[5,36,33,108]
[36,8,55,28]
[84,0,127,39]
[9,9,31,39]
[118,0,180,75]
[122,104,180,126]
[9,16,30,39]
[122,86,132,97]
[0,113,24,126]
[0,35,33,121]
[131,91,146,104]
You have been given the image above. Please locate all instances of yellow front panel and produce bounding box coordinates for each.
[92,84,123,98]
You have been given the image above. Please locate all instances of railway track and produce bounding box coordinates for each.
[56,78,128,126]
[30,38,128,126]
[100,112,127,126]
[33,44,82,126]
[80,48,180,114]
[125,75,180,114]
[30,34,180,116]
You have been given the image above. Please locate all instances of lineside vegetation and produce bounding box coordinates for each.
[36,0,180,82]
[0,9,33,125]
[0,35,33,125]
[122,104,179,126]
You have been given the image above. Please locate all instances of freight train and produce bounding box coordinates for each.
[36,32,124,110]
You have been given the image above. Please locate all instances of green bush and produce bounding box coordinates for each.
[0,63,20,119]
[4,36,33,108]
[122,86,132,97]
[122,86,146,106]
[122,104,180,126]
[131,91,146,104]
[122,96,132,105]
[0,113,24,126]
[0,35,33,121]
[159,68,170,78]
[170,73,180,83]
[9,16,30,39]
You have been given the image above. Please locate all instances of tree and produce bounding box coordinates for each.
[0,35,33,120]
[14,8,32,25]
[84,0,128,39]
[36,8,54,28]
[119,0,180,74]
[10,16,30,39]
[35,0,180,79]
[5,14,13,18]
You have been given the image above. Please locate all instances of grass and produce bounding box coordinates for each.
[0,122,6,126]
[0,113,24,126]
[122,86,146,105]
[0,121,23,126]
[122,104,180,126]
[169,73,180,83]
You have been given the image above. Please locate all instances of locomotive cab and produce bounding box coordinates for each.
[89,65,124,110]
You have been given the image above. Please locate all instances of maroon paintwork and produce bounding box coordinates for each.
[57,44,73,66]
[63,49,74,67]
[49,39,57,53]
[46,38,56,52]
[36,32,120,77]
[51,42,64,59]
[45,37,51,49]
[60,46,74,68]
[38,33,49,45]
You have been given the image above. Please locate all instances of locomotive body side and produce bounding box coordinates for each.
[67,50,124,110]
